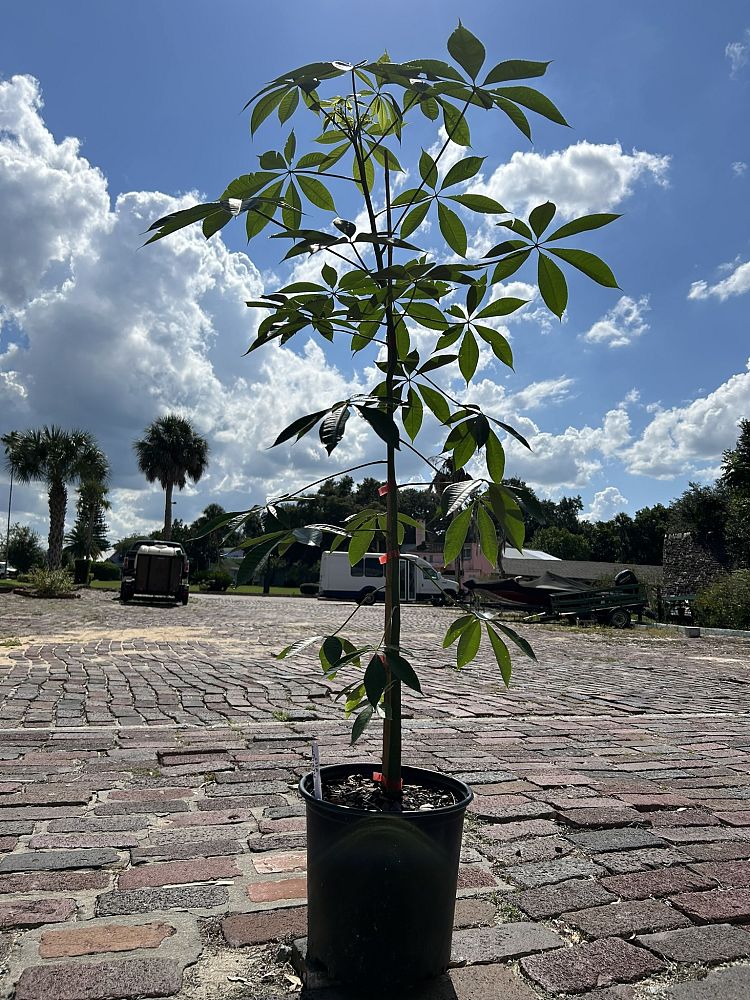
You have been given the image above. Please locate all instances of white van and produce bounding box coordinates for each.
[319,551,460,605]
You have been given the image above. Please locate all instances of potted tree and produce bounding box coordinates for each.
[147,24,618,989]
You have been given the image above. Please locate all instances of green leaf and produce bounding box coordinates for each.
[417,383,451,424]
[475,297,526,319]
[447,22,486,79]
[320,636,343,672]
[475,325,513,367]
[419,149,439,189]
[284,131,296,163]
[494,86,568,126]
[403,387,424,441]
[251,88,286,135]
[491,619,536,660]
[259,150,286,170]
[391,187,431,207]
[352,154,376,194]
[483,59,550,85]
[282,180,302,231]
[529,201,556,238]
[419,95,440,120]
[547,248,619,288]
[494,97,532,140]
[443,614,474,647]
[452,426,478,470]
[273,408,329,447]
[458,329,479,383]
[400,201,430,239]
[349,526,375,566]
[444,506,472,564]
[443,478,484,517]
[491,250,531,283]
[357,406,401,449]
[144,203,222,245]
[487,485,526,551]
[485,431,505,483]
[476,502,499,566]
[321,262,338,287]
[441,156,485,189]
[385,650,422,693]
[320,405,350,454]
[406,302,447,330]
[278,89,299,124]
[236,536,281,585]
[297,175,336,212]
[498,217,534,240]
[370,144,404,173]
[448,193,506,214]
[486,625,512,685]
[351,706,374,744]
[437,202,467,257]
[364,655,387,707]
[537,252,568,319]
[276,634,325,660]
[456,619,481,668]
[546,213,621,242]
[441,100,471,146]
[420,353,458,374]
[202,210,233,240]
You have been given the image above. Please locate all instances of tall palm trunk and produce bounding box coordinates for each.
[163,480,173,540]
[47,480,67,569]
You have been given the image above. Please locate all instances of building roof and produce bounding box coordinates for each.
[504,547,560,561]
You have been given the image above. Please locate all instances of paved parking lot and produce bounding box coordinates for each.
[2,590,750,999]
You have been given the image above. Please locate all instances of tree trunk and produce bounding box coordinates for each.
[47,480,67,570]
[163,481,173,540]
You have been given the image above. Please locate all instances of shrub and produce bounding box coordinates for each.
[28,567,74,597]
[91,561,121,581]
[198,569,232,592]
[694,571,750,630]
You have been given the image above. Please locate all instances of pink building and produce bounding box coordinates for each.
[411,525,558,581]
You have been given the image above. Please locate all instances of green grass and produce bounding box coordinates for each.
[0,579,26,591]
[88,579,304,597]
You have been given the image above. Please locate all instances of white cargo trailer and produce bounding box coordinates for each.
[319,551,460,605]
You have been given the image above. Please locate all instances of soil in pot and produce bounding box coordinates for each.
[323,772,457,812]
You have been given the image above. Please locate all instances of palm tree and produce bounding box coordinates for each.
[3,427,109,569]
[64,479,111,561]
[134,415,209,540]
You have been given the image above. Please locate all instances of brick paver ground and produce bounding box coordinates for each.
[1,589,750,998]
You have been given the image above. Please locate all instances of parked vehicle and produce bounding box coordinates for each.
[319,551,460,605]
[465,570,587,611]
[119,540,189,605]
[525,570,650,628]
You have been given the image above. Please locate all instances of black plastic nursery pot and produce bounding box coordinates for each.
[299,762,473,990]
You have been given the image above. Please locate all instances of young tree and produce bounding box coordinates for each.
[147,25,619,793]
[134,415,209,541]
[3,427,108,569]
[64,479,110,561]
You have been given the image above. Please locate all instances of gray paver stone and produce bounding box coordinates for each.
[637,923,750,963]
[600,867,717,899]
[0,898,76,928]
[15,956,184,1000]
[505,857,603,888]
[223,906,307,945]
[521,936,664,993]
[569,828,663,853]
[96,885,229,916]
[662,966,750,999]
[517,879,617,919]
[564,899,692,938]
[0,849,120,873]
[450,922,564,965]
[671,887,750,923]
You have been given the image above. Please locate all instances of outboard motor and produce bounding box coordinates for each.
[614,569,638,587]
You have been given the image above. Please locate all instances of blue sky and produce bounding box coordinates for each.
[1,1,749,540]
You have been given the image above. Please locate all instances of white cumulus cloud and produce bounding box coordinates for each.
[688,259,750,301]
[582,294,650,348]
[726,31,750,76]
[479,141,669,220]
[582,486,628,522]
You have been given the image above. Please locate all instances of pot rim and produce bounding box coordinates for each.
[298,761,473,818]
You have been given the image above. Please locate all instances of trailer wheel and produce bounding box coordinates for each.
[431,595,446,607]
[358,588,377,606]
[120,583,132,603]
[609,608,631,629]
[181,590,189,606]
